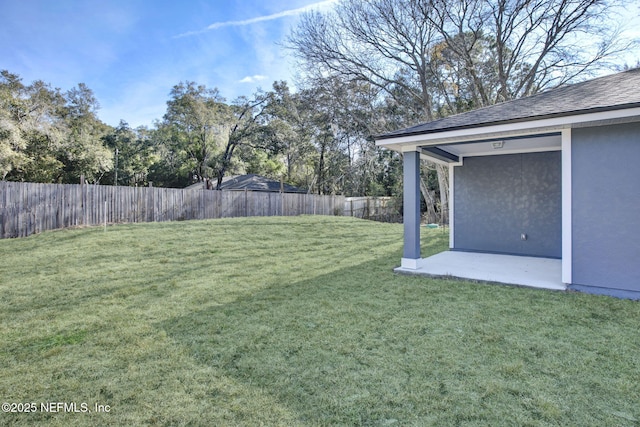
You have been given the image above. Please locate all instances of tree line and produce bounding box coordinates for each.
[0,73,401,195]
[1,0,636,222]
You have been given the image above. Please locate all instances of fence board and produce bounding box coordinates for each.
[0,181,349,238]
[0,182,403,239]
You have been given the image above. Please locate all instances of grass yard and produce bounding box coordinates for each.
[0,216,639,426]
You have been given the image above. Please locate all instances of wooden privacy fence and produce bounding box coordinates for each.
[0,181,345,238]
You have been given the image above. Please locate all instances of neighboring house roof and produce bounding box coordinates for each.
[377,68,640,140]
[219,174,305,193]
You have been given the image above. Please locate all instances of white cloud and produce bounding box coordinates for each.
[239,75,268,83]
[175,0,338,38]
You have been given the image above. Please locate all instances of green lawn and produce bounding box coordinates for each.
[0,216,638,426]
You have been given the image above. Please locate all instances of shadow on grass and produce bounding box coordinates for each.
[3,217,637,425]
[158,253,640,426]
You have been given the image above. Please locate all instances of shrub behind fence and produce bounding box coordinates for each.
[0,181,345,238]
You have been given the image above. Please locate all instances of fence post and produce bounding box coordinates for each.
[148,182,154,222]
[80,175,85,226]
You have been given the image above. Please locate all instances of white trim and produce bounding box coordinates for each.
[401,257,424,270]
[449,164,455,249]
[561,129,572,284]
[455,146,561,158]
[401,145,422,153]
[379,125,564,149]
[376,106,640,150]
[419,154,452,166]
[419,153,453,166]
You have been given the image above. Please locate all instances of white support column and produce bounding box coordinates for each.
[561,129,572,284]
[401,150,421,269]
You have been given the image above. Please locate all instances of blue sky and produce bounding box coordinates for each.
[0,0,337,128]
[1,0,639,129]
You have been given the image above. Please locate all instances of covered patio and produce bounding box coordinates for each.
[386,131,567,292]
[376,69,640,298]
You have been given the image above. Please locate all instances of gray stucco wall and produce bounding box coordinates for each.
[453,151,562,257]
[572,122,640,293]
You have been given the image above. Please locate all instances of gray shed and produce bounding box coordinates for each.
[376,68,640,299]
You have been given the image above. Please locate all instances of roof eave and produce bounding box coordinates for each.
[376,106,640,151]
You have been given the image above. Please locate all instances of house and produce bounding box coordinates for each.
[376,68,640,299]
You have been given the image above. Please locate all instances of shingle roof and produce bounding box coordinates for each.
[219,174,305,193]
[378,68,640,140]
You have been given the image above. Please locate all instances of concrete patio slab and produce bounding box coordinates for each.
[396,251,566,291]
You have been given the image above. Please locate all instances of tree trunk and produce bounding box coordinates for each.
[216,142,236,190]
[436,163,449,225]
[317,141,326,195]
[420,174,437,224]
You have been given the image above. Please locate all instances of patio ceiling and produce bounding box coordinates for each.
[419,132,562,164]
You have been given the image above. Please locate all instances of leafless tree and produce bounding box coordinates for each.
[424,0,634,106]
[287,0,635,223]
[288,0,439,121]
[214,94,270,190]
